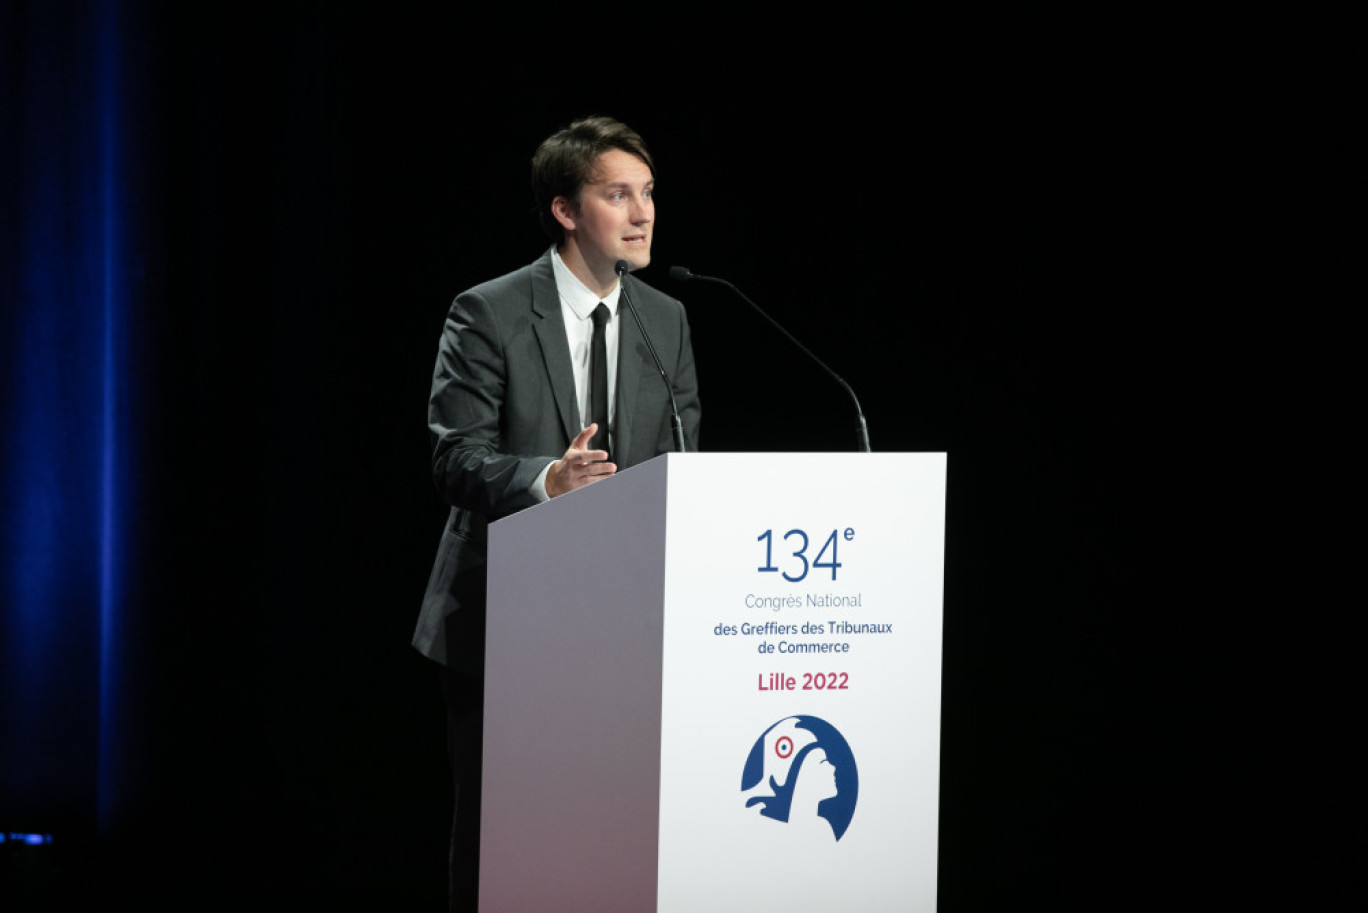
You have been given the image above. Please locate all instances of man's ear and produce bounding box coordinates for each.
[551,195,577,232]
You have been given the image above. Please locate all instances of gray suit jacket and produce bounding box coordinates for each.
[413,251,701,668]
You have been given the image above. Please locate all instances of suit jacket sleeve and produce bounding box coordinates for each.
[428,286,554,521]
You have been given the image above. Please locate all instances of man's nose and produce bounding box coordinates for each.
[629,195,653,224]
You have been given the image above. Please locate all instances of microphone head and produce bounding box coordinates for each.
[614,259,630,277]
[668,266,693,282]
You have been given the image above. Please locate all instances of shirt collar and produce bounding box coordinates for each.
[551,247,621,319]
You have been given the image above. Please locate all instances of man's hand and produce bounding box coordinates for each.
[544,424,616,498]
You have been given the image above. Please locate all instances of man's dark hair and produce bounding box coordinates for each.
[531,116,655,245]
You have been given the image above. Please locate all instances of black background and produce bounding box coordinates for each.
[10,5,1350,911]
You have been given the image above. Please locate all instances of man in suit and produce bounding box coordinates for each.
[413,116,701,911]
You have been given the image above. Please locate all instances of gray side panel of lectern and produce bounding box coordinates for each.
[479,455,670,912]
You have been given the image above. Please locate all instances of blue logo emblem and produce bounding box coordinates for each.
[740,716,858,840]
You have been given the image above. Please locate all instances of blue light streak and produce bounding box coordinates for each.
[1,0,139,834]
[96,0,124,832]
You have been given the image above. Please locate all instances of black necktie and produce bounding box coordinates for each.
[590,302,611,459]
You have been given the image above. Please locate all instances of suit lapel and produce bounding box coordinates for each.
[530,253,579,446]
[614,276,644,468]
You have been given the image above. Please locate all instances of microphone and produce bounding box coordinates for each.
[669,265,871,452]
[616,260,688,453]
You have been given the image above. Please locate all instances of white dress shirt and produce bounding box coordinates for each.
[530,248,621,500]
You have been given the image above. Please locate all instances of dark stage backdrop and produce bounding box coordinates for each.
[10,4,1326,911]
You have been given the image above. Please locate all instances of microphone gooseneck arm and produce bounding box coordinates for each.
[617,261,687,453]
[669,266,871,453]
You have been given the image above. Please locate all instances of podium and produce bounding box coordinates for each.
[479,452,947,912]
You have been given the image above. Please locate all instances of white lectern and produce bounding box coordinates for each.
[480,452,946,912]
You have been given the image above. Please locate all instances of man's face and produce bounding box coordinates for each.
[559,148,655,277]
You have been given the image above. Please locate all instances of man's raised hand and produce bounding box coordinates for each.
[544,424,616,498]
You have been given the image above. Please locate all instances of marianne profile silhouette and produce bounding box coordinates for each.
[740,716,859,841]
